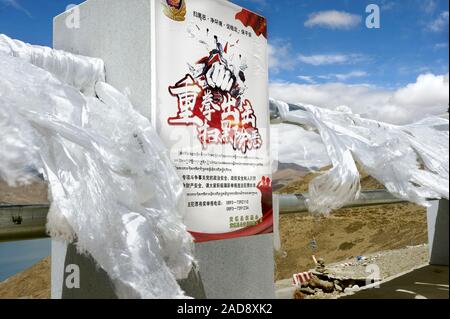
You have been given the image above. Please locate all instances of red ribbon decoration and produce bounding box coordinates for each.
[235,9,268,39]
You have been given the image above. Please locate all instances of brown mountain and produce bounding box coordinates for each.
[272,161,311,192]
[0,181,48,205]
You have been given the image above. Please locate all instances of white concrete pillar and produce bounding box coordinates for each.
[427,199,449,266]
[52,0,274,299]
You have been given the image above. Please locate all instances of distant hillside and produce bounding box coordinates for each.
[276,165,385,194]
[0,257,50,299]
[272,161,311,192]
[0,181,48,205]
[275,161,312,171]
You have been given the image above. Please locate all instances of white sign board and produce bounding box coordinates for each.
[153,0,272,242]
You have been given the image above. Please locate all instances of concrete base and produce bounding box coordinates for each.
[193,234,274,299]
[427,199,449,266]
[51,234,274,299]
[52,241,117,299]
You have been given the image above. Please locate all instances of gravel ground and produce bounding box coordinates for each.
[323,244,429,280]
[276,244,430,299]
[275,202,428,281]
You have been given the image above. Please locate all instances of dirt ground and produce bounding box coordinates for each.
[0,170,429,298]
[276,165,386,194]
[0,257,50,299]
[0,202,429,298]
[274,166,428,281]
[275,202,428,281]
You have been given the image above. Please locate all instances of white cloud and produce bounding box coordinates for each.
[427,11,449,32]
[269,73,449,124]
[434,42,449,49]
[299,54,348,65]
[297,75,316,84]
[422,0,438,14]
[304,10,361,30]
[392,73,448,110]
[298,71,367,83]
[268,42,296,73]
[298,53,366,66]
[328,71,368,81]
[0,0,31,17]
[271,124,331,168]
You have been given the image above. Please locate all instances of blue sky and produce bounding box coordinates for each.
[235,0,449,88]
[1,0,448,89]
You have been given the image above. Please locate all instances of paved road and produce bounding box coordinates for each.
[342,265,449,299]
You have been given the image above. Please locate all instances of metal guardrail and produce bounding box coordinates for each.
[0,190,408,243]
[278,190,407,214]
[0,204,49,242]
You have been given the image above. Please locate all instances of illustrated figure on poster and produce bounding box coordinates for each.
[168,36,262,154]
